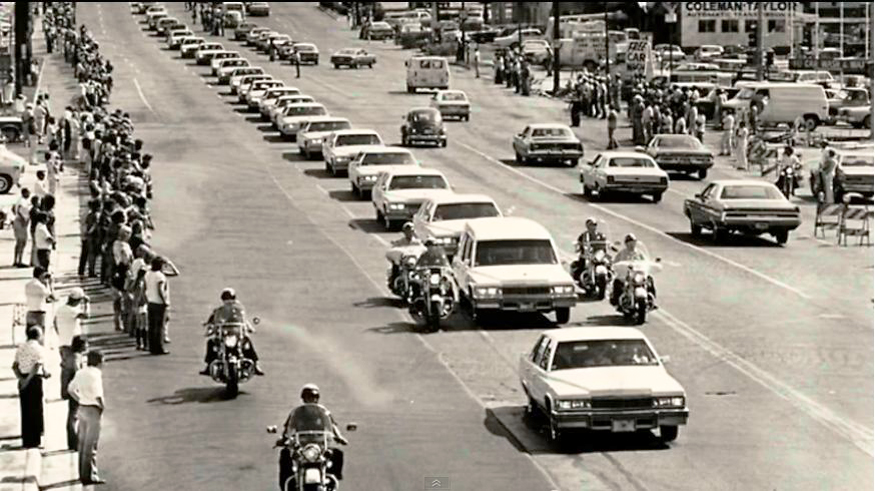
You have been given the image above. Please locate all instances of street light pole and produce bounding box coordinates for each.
[603,3,609,80]
[552,1,560,95]
[756,1,764,81]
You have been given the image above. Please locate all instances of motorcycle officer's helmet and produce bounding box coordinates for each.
[624,233,637,244]
[424,238,436,247]
[586,217,598,227]
[402,222,414,232]
[220,288,237,301]
[301,384,320,401]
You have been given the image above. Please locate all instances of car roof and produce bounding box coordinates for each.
[359,146,412,155]
[465,217,552,241]
[544,326,647,343]
[284,102,325,108]
[437,89,466,95]
[425,193,497,205]
[384,167,446,178]
[333,129,379,136]
[408,107,440,114]
[303,116,349,124]
[411,55,444,61]
[527,123,572,129]
[709,179,778,187]
[595,151,653,159]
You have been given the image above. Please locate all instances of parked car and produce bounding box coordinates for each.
[580,151,669,203]
[233,22,258,41]
[522,39,552,65]
[331,48,376,69]
[512,124,583,167]
[246,27,271,45]
[179,36,206,58]
[277,103,330,140]
[401,107,446,147]
[429,90,470,121]
[826,87,870,125]
[644,134,714,179]
[323,129,384,176]
[269,95,315,126]
[519,327,688,443]
[810,148,875,200]
[372,167,454,230]
[693,44,723,61]
[0,144,26,194]
[683,180,801,244]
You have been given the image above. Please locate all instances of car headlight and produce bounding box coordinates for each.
[300,444,321,462]
[556,399,591,410]
[336,156,350,162]
[429,273,441,285]
[409,127,418,134]
[433,236,454,245]
[632,272,646,286]
[474,286,501,298]
[552,285,575,295]
[388,203,405,210]
[654,396,685,407]
[223,334,238,347]
[660,177,668,185]
[361,175,379,182]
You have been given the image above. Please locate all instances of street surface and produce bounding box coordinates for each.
[78,3,873,490]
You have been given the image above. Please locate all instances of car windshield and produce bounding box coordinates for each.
[609,158,654,168]
[361,153,415,166]
[307,121,351,132]
[720,185,783,199]
[296,45,316,52]
[388,176,448,190]
[337,134,380,146]
[433,203,500,221]
[736,88,756,100]
[474,239,557,266]
[655,137,700,149]
[288,106,327,116]
[338,49,356,55]
[840,154,875,167]
[531,127,572,138]
[552,339,659,370]
[411,111,440,123]
[442,92,466,101]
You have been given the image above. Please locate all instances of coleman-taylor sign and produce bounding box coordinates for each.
[683,2,800,17]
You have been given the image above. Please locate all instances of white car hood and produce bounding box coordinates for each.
[357,163,415,176]
[300,130,339,141]
[424,219,471,237]
[546,366,684,397]
[333,144,382,158]
[383,189,454,203]
[280,115,323,125]
[841,166,874,177]
[469,264,571,285]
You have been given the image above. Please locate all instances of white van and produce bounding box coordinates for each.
[755,83,829,130]
[406,56,449,93]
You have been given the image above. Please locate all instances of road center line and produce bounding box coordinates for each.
[457,141,812,300]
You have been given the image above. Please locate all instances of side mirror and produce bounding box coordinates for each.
[346,423,358,432]
[252,317,261,325]
[266,425,278,434]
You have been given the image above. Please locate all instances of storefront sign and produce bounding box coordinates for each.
[789,58,874,75]
[683,2,800,17]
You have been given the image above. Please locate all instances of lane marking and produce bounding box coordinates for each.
[132,78,156,114]
[457,141,812,300]
[655,308,874,457]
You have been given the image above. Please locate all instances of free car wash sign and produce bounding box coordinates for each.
[626,38,652,73]
[683,2,800,17]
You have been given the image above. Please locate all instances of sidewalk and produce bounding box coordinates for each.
[0,15,95,491]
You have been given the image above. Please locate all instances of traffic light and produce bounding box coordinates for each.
[748,21,758,48]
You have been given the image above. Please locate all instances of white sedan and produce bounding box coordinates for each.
[348,147,418,198]
[278,103,330,140]
[297,117,352,160]
[411,193,502,258]
[519,327,688,443]
[429,90,470,121]
[580,151,669,203]
[371,167,454,230]
[270,95,316,126]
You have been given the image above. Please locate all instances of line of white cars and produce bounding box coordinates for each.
[134,3,689,447]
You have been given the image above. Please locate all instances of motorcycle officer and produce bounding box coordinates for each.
[416,238,451,269]
[609,234,657,308]
[573,217,608,279]
[200,288,264,376]
[387,223,423,287]
[777,145,801,196]
[278,384,348,490]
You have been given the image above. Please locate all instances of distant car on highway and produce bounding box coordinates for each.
[258,87,302,118]
[216,59,251,83]
[194,42,226,65]
[292,43,319,65]
[331,48,376,69]
[323,129,385,176]
[429,90,470,121]
[278,103,330,140]
[693,44,723,61]
[179,36,206,58]
[494,27,541,48]
[580,151,669,203]
[360,21,394,41]
[232,73,271,95]
[247,1,270,16]
[348,147,418,198]
[233,22,258,40]
[245,80,284,110]
[270,95,315,126]
[297,117,352,160]
[644,134,714,179]
[372,167,454,230]
[210,52,243,74]
[519,327,688,443]
[512,123,583,167]
[246,27,271,45]
[684,180,801,244]
[412,193,502,258]
[401,107,446,148]
[167,29,194,49]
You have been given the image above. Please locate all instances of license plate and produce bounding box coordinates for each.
[519,303,535,312]
[612,419,635,432]
[754,222,769,230]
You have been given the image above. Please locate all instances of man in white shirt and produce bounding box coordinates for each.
[33,212,54,270]
[67,350,106,485]
[25,267,54,328]
[145,257,170,355]
[56,287,90,414]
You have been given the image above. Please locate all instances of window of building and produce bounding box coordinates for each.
[768,20,785,33]
[698,20,716,33]
[745,20,758,33]
[721,20,739,33]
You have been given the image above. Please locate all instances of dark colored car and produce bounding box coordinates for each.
[360,21,394,40]
[401,108,446,147]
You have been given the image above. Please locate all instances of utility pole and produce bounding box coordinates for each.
[839,1,844,57]
[552,1,560,95]
[814,2,820,59]
[755,1,764,81]
[603,3,610,82]
[13,0,32,97]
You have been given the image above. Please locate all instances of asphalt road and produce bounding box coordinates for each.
[82,3,872,491]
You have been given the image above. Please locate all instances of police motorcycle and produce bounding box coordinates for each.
[570,221,613,300]
[408,264,455,333]
[267,424,356,491]
[385,243,427,301]
[204,317,260,398]
[610,241,662,325]
[776,159,804,198]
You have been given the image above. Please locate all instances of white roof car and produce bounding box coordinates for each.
[229,68,267,89]
[494,28,541,47]
[216,58,251,79]
[519,326,687,442]
[348,147,418,198]
[260,87,302,116]
[195,42,224,58]
[179,36,205,54]
[323,130,385,175]
[372,167,454,230]
[210,51,242,71]
[430,89,470,120]
[246,80,284,106]
[238,75,275,99]
[278,103,329,137]
[412,193,502,255]
[270,94,315,123]
[580,151,669,203]
[297,117,353,159]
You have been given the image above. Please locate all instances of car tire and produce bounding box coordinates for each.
[351,182,360,198]
[554,308,571,325]
[865,115,872,130]
[697,168,708,180]
[582,183,592,198]
[524,395,542,421]
[440,140,447,148]
[334,63,340,69]
[713,227,729,243]
[463,114,470,122]
[401,134,408,147]
[690,221,702,237]
[328,161,337,176]
[406,84,414,94]
[0,175,13,194]
[514,151,522,164]
[368,63,374,69]
[594,185,608,202]
[660,425,679,442]
[774,229,789,245]
[652,192,663,203]
[803,115,820,131]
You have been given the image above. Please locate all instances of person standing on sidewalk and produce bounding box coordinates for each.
[33,211,54,271]
[12,188,32,267]
[293,48,301,79]
[145,256,170,355]
[607,105,619,150]
[56,288,90,450]
[67,350,106,486]
[473,46,481,79]
[720,111,735,156]
[735,121,749,171]
[25,267,55,329]
[12,326,49,449]
[79,199,101,277]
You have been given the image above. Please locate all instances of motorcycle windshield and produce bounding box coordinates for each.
[611,242,662,275]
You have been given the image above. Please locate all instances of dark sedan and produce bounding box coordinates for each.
[645,134,715,180]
